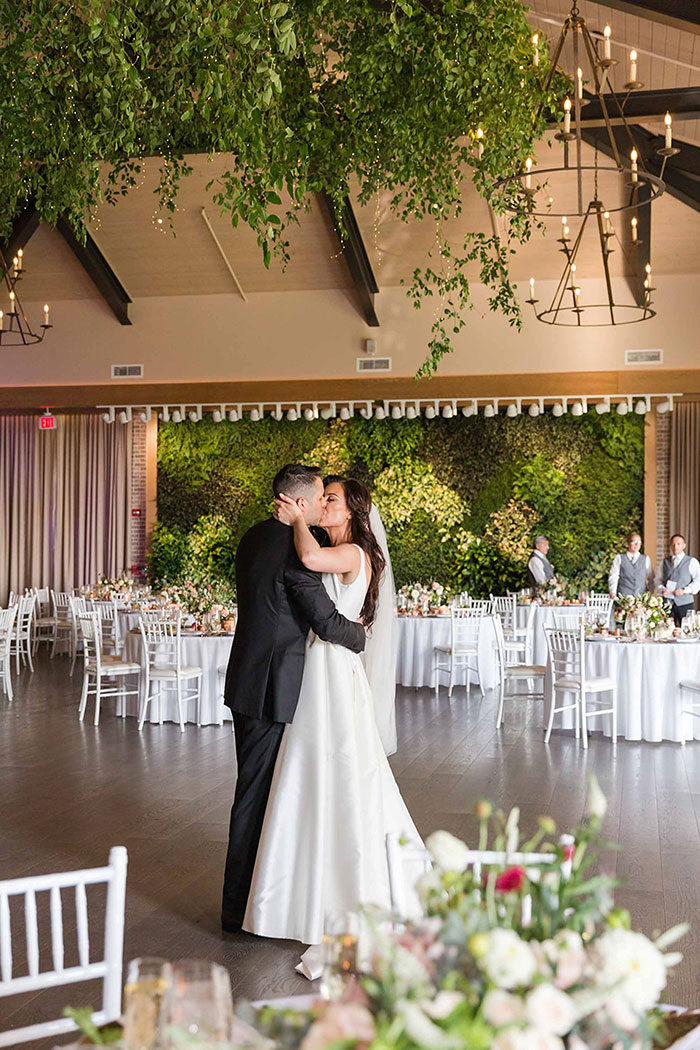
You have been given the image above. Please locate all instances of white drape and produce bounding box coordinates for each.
[0,413,133,604]
[364,503,398,756]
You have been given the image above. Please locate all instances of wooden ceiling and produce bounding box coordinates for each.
[13,0,700,305]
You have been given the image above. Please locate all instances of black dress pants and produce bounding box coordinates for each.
[671,601,693,627]
[222,712,286,924]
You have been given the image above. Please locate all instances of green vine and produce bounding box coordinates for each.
[0,0,566,375]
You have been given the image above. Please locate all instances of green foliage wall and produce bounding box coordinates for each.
[152,413,645,598]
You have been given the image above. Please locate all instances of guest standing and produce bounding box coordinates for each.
[608,532,654,598]
[656,533,700,626]
[527,536,557,589]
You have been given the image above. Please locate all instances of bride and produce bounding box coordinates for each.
[242,476,420,957]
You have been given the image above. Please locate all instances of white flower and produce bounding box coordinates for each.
[482,989,526,1027]
[397,1001,461,1050]
[415,868,446,902]
[422,991,465,1020]
[605,995,641,1031]
[585,773,607,819]
[392,944,433,996]
[479,929,537,989]
[525,984,577,1035]
[520,1028,565,1050]
[491,1030,527,1050]
[425,830,470,873]
[590,929,667,1012]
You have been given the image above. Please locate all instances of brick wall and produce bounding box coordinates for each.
[656,410,670,568]
[130,419,147,576]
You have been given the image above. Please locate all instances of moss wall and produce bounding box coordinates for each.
[151,413,645,598]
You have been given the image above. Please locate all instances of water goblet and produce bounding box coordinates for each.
[320,911,360,1001]
[162,960,233,1048]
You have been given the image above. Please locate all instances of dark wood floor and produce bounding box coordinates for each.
[1,650,698,1040]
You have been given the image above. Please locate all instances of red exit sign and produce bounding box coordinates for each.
[39,414,58,430]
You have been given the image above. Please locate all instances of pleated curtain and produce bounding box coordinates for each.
[670,402,700,562]
[0,413,132,604]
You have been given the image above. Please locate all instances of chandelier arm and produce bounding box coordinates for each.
[594,203,616,324]
[534,25,568,125]
[580,28,622,170]
[573,21,584,215]
[551,209,590,323]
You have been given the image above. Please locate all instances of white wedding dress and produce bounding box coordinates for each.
[242,544,420,964]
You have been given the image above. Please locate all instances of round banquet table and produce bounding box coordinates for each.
[396,614,499,691]
[122,629,234,725]
[516,603,586,666]
[547,636,700,743]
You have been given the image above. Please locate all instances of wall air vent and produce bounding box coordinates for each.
[624,349,663,365]
[356,356,392,373]
[111,364,144,378]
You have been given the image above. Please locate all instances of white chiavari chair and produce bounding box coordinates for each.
[217,665,235,734]
[433,605,487,697]
[492,615,547,728]
[544,625,617,748]
[679,680,700,745]
[490,595,536,664]
[89,599,121,656]
[0,846,127,1048]
[586,592,614,625]
[386,832,574,924]
[0,607,18,701]
[138,615,203,732]
[7,592,16,608]
[10,594,36,674]
[490,593,517,635]
[77,613,141,726]
[552,609,584,629]
[31,586,56,654]
[68,595,88,675]
[50,590,73,659]
[467,598,492,615]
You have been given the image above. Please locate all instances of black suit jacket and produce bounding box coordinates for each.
[224,518,365,723]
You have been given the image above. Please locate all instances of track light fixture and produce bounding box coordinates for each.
[228,407,240,422]
[101,407,115,424]
[188,406,203,422]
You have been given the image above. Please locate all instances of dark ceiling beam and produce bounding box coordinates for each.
[565,86,700,128]
[580,124,700,212]
[55,217,132,325]
[0,199,40,263]
[321,193,380,327]
[587,0,700,33]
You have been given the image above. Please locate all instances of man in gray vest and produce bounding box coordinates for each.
[527,535,557,589]
[656,533,700,626]
[608,532,654,598]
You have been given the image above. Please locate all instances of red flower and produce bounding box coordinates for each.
[563,843,575,861]
[494,866,526,893]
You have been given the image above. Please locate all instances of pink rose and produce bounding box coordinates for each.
[495,867,526,893]
[301,1004,376,1050]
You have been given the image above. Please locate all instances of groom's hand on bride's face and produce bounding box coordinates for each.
[273,493,303,526]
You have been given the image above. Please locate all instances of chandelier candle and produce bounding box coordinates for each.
[563,98,571,134]
[664,113,672,149]
[476,127,484,158]
[577,67,583,99]
[630,149,638,183]
[603,26,611,60]
[532,33,539,67]
[525,156,532,190]
[631,217,638,242]
[629,49,637,83]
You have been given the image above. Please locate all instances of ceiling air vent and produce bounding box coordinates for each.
[356,356,392,373]
[111,364,144,378]
[625,349,663,365]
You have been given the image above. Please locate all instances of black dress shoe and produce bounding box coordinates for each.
[221,912,243,933]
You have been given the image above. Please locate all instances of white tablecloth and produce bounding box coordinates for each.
[122,629,234,725]
[516,603,586,665]
[549,637,700,743]
[396,615,498,691]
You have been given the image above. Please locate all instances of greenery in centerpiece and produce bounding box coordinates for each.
[614,593,672,631]
[0,0,567,376]
[151,412,644,599]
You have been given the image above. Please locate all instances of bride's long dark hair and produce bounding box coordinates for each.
[324,475,385,627]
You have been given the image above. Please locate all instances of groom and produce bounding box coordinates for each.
[221,464,366,932]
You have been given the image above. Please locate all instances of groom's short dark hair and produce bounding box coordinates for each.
[272,464,322,500]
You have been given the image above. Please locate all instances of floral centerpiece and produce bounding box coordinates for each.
[242,776,689,1050]
[614,593,672,633]
[397,582,451,616]
[86,572,135,601]
[157,578,236,630]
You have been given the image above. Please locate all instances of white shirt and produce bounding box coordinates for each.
[608,551,654,595]
[528,549,554,587]
[655,552,700,596]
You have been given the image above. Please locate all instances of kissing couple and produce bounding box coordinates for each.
[221,464,419,976]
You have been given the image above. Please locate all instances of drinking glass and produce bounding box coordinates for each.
[123,958,171,1050]
[320,912,360,1001]
[162,960,233,1047]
